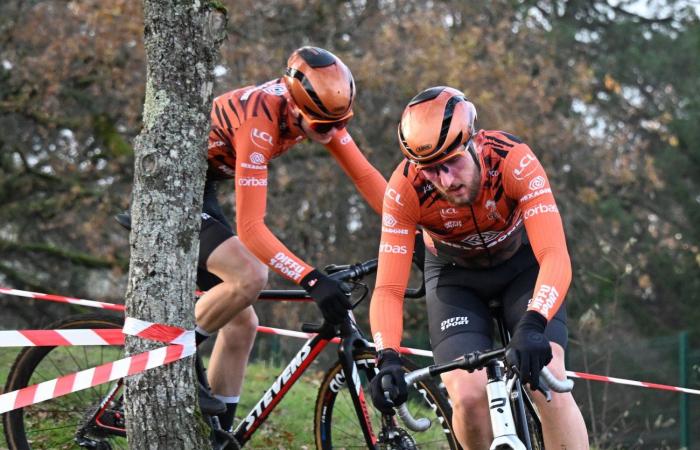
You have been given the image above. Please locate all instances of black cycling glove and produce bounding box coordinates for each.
[506,310,552,390]
[300,269,352,325]
[370,349,407,415]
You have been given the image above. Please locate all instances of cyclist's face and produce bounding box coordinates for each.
[419,149,481,205]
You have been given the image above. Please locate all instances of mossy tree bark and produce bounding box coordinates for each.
[124,2,226,448]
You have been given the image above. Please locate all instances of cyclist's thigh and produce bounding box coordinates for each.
[198,213,233,289]
[500,251,568,350]
[425,261,494,365]
[199,213,267,285]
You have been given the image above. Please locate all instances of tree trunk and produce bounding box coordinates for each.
[124,2,226,449]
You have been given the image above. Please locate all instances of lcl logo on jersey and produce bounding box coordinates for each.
[251,128,274,149]
[385,188,404,206]
[513,154,537,180]
[440,207,458,218]
[528,176,546,191]
[340,135,351,145]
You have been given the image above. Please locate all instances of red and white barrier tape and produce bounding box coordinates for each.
[566,371,700,395]
[2,287,698,396]
[0,287,125,311]
[0,318,195,414]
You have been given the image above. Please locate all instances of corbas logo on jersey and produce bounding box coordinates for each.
[251,128,274,150]
[241,152,267,170]
[238,177,267,187]
[524,203,558,219]
[512,154,537,180]
[379,242,408,254]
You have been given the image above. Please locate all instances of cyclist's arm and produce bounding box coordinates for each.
[503,143,571,320]
[235,121,314,283]
[369,172,420,352]
[324,128,388,215]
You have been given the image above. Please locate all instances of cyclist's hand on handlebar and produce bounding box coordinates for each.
[370,349,407,415]
[506,310,552,391]
[300,269,352,325]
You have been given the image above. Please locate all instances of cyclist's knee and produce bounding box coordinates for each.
[236,260,268,302]
[452,387,488,414]
[443,372,488,414]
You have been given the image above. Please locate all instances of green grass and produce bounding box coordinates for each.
[235,360,324,448]
[0,348,325,449]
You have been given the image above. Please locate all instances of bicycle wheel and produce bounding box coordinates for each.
[3,313,127,450]
[314,351,458,449]
[513,389,544,450]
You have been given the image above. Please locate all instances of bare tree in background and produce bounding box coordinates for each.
[124,1,226,448]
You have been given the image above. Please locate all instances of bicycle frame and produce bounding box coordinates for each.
[491,300,542,450]
[233,291,378,448]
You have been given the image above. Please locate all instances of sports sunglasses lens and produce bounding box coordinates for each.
[312,122,337,134]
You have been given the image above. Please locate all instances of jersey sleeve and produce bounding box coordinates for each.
[324,128,387,215]
[369,168,420,352]
[502,143,571,320]
[234,119,314,284]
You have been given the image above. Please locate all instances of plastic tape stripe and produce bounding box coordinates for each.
[0,287,125,311]
[0,343,194,414]
[0,329,125,347]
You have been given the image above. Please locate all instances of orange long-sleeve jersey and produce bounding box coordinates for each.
[206,78,387,283]
[370,130,571,352]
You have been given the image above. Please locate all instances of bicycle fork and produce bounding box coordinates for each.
[485,360,525,450]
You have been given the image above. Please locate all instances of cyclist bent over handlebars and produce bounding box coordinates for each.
[122,47,388,433]
[368,87,589,449]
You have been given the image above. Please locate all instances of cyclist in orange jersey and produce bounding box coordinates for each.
[193,47,387,431]
[368,87,589,449]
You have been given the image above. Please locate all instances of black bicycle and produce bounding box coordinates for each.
[3,259,459,449]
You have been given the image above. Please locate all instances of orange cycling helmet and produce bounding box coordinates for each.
[284,46,355,132]
[398,86,477,168]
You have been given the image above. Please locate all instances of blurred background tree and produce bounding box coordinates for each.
[1,0,698,447]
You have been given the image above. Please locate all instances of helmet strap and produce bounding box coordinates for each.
[466,139,481,174]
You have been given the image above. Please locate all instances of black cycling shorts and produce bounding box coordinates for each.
[424,245,568,365]
[197,212,235,290]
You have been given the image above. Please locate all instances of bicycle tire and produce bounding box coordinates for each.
[513,390,544,450]
[3,313,127,450]
[313,350,459,449]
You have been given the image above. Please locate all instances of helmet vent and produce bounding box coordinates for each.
[409,86,448,106]
[298,47,336,68]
